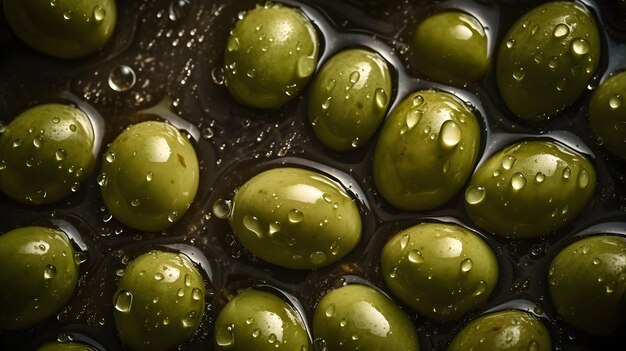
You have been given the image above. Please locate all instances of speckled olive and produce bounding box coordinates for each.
[223,3,319,109]
[37,342,95,351]
[448,309,552,351]
[308,48,392,151]
[373,90,481,211]
[496,1,600,123]
[464,140,596,238]
[214,289,309,350]
[589,70,626,160]
[312,284,419,351]
[99,121,199,232]
[0,226,79,330]
[228,167,361,269]
[113,250,206,351]
[381,222,498,321]
[411,10,489,85]
[0,103,95,205]
[3,0,116,58]
[548,234,626,335]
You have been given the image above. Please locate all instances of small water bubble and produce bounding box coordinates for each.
[97,173,108,187]
[548,56,559,69]
[268,222,281,236]
[325,303,336,317]
[562,167,571,179]
[439,120,462,148]
[93,5,106,21]
[108,65,137,92]
[252,328,261,338]
[192,288,202,301]
[32,137,42,148]
[154,272,164,281]
[351,138,360,148]
[177,288,185,297]
[114,290,133,312]
[326,79,336,92]
[227,36,240,52]
[511,172,527,190]
[349,71,360,85]
[506,39,516,48]
[408,249,424,264]
[609,95,622,109]
[465,185,486,205]
[553,23,570,38]
[246,69,256,78]
[571,38,590,55]
[43,264,57,279]
[55,149,66,161]
[513,67,525,81]
[131,199,141,207]
[461,258,473,272]
[167,211,179,223]
[535,172,545,183]
[12,139,22,148]
[213,199,233,219]
[374,88,388,108]
[211,67,225,85]
[63,11,72,20]
[288,209,304,223]
[268,333,278,344]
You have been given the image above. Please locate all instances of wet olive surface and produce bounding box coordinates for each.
[0,0,625,350]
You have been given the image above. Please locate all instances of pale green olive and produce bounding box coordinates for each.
[464,140,596,238]
[381,222,499,321]
[229,167,361,269]
[373,89,481,211]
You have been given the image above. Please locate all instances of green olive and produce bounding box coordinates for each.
[589,70,626,160]
[3,0,116,59]
[373,89,481,211]
[307,48,392,151]
[381,222,498,321]
[214,289,309,350]
[312,284,419,351]
[37,342,95,351]
[411,10,489,85]
[0,226,79,330]
[448,309,552,351]
[99,121,200,232]
[224,3,319,109]
[496,1,601,123]
[548,234,626,335]
[464,140,596,238]
[113,250,206,351]
[229,167,361,269]
[0,103,95,205]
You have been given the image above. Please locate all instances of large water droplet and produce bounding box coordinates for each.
[465,185,486,205]
[268,333,278,344]
[535,172,545,183]
[501,156,516,170]
[325,303,335,317]
[562,167,571,179]
[212,199,233,219]
[268,222,281,236]
[43,264,57,279]
[406,109,422,130]
[93,5,106,21]
[288,209,304,223]
[461,258,473,273]
[571,38,590,55]
[374,88,388,108]
[408,249,424,264]
[609,95,622,109]
[114,290,133,312]
[440,120,462,148]
[552,23,570,38]
[349,71,360,85]
[182,310,199,328]
[216,323,235,346]
[243,215,264,238]
[108,65,137,92]
[511,172,527,190]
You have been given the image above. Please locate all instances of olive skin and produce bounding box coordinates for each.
[496,1,600,123]
[589,70,626,160]
[0,103,95,205]
[99,121,200,232]
[548,235,626,335]
[381,222,498,321]
[312,284,419,351]
[411,11,489,86]
[214,289,309,350]
[0,226,79,330]
[448,309,552,351]
[3,0,116,59]
[308,48,392,151]
[373,90,481,211]
[464,140,596,238]
[37,342,95,351]
[229,167,361,269]
[224,3,319,109]
[113,250,206,351]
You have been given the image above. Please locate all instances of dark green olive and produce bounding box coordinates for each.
[229,167,361,269]
[0,226,79,330]
[373,89,481,211]
[214,289,309,350]
[448,309,552,351]
[589,70,626,160]
[381,222,498,321]
[308,48,392,151]
[99,121,200,232]
[411,10,489,85]
[548,234,626,335]
[496,1,601,123]
[312,284,419,351]
[37,342,95,351]
[113,250,206,351]
[223,3,319,109]
[0,103,95,205]
[464,140,596,238]
[3,0,116,58]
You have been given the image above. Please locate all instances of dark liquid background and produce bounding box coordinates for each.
[1,0,626,349]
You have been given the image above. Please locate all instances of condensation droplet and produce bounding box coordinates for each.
[243,215,264,238]
[461,258,473,273]
[43,264,57,279]
[212,199,233,219]
[321,96,332,110]
[297,56,316,78]
[553,23,570,38]
[562,167,571,179]
[406,109,422,129]
[501,156,516,170]
[349,71,360,84]
[511,172,527,190]
[325,303,335,317]
[63,11,72,20]
[154,272,164,281]
[55,149,66,161]
[571,37,590,55]
[114,290,133,312]
[374,88,388,108]
[288,209,304,223]
[216,324,235,346]
[408,249,424,264]
[182,310,198,328]
[439,120,462,148]
[465,185,486,205]
[93,5,106,21]
[472,281,487,296]
[535,172,545,183]
[310,251,327,265]
[578,169,590,188]
[506,39,516,48]
[609,95,622,109]
[108,65,137,92]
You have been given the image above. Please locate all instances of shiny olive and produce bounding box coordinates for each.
[373,89,481,211]
[496,1,601,123]
[37,342,95,351]
[308,48,392,151]
[312,284,419,351]
[0,226,79,330]
[99,121,199,232]
[113,250,206,351]
[3,0,116,58]
[448,309,552,351]
[464,140,596,238]
[589,70,626,160]
[228,167,361,269]
[223,3,319,109]
[0,103,95,205]
[381,222,498,321]
[548,234,626,335]
[214,289,309,350]
[411,10,489,85]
